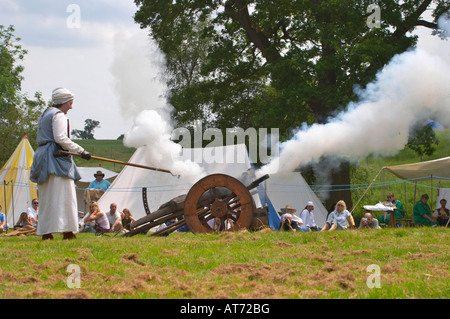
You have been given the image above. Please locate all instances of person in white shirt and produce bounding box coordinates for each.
[26,198,39,227]
[298,201,321,231]
[105,203,123,232]
[30,87,91,240]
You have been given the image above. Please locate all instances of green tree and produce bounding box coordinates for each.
[133,0,450,209]
[406,123,440,161]
[0,25,46,166]
[71,119,100,140]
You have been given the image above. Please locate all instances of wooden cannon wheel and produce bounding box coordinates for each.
[184,174,256,233]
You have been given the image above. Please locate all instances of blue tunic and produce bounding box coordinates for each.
[30,107,81,185]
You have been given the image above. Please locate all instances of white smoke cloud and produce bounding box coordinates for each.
[110,31,205,182]
[258,48,450,176]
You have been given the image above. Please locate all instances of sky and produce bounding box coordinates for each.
[0,0,166,140]
[0,1,449,141]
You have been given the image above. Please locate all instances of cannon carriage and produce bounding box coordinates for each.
[123,173,270,237]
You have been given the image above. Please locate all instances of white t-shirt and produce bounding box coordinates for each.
[106,210,121,226]
[299,209,317,227]
[26,206,38,227]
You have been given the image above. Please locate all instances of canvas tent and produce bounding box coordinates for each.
[384,156,450,181]
[97,144,328,230]
[384,156,450,210]
[0,134,38,227]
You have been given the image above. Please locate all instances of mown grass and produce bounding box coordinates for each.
[0,228,448,299]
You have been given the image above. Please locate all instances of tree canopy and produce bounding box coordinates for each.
[71,119,101,140]
[133,0,450,207]
[0,25,46,166]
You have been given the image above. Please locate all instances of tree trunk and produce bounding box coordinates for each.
[326,161,353,213]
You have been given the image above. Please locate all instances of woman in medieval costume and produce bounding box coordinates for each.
[30,87,91,240]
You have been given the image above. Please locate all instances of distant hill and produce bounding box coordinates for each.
[74,139,135,173]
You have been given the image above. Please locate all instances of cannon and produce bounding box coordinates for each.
[123,173,270,237]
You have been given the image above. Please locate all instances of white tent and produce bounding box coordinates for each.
[98,144,327,230]
[260,172,329,229]
[0,134,38,227]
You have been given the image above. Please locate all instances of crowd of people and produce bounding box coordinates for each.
[278,193,449,232]
[78,201,136,234]
[0,192,448,237]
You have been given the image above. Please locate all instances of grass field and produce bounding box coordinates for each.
[0,227,448,299]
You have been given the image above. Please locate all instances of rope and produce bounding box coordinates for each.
[350,167,384,214]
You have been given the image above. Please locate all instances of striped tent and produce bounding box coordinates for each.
[0,134,38,227]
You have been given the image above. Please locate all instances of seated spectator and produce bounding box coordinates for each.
[26,198,39,227]
[105,203,123,232]
[378,192,404,226]
[413,194,438,227]
[14,212,32,230]
[432,198,449,226]
[280,204,303,226]
[279,213,300,232]
[321,200,355,231]
[121,208,136,231]
[359,211,381,230]
[0,205,7,233]
[88,170,111,192]
[298,201,321,231]
[83,202,110,233]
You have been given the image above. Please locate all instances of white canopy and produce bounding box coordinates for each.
[384,156,450,181]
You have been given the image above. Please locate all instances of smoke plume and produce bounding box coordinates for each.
[258,47,450,176]
[110,31,205,181]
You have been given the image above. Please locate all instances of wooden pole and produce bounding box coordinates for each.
[60,151,176,176]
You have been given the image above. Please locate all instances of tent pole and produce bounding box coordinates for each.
[413,181,417,206]
[382,168,385,201]
[350,167,384,214]
[3,181,7,221]
[430,175,433,207]
[10,181,15,226]
[404,181,407,216]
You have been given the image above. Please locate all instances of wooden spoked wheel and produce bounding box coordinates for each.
[184,174,255,233]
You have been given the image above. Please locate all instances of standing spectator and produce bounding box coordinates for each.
[30,87,91,240]
[321,200,355,231]
[26,198,39,227]
[413,194,438,227]
[105,203,122,232]
[89,171,111,192]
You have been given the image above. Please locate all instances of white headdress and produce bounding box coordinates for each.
[52,87,74,105]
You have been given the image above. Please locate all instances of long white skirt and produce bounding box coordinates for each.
[37,175,79,235]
